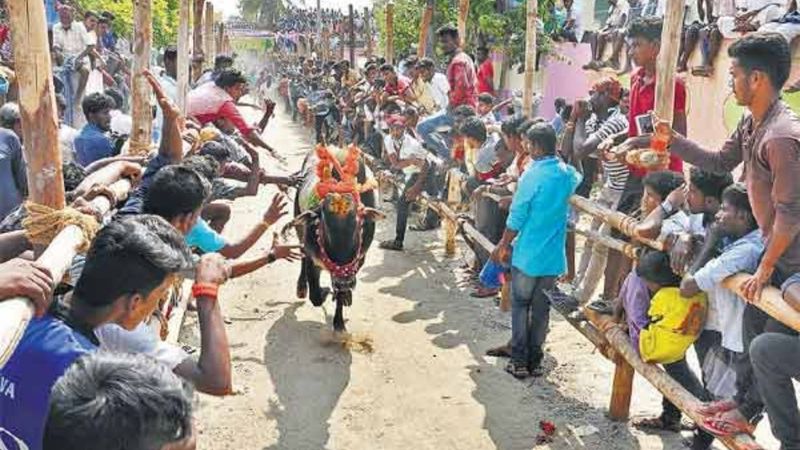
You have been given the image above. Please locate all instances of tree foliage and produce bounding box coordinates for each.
[239,0,285,27]
[74,0,179,47]
[373,0,555,67]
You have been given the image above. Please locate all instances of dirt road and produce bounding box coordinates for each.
[184,107,778,450]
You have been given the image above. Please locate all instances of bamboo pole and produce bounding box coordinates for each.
[6,0,64,210]
[340,19,346,61]
[572,226,639,260]
[457,0,470,47]
[177,0,192,114]
[0,179,133,368]
[570,196,666,251]
[192,0,205,82]
[204,3,215,69]
[317,0,322,45]
[349,5,356,66]
[364,7,373,58]
[654,0,684,125]
[589,313,764,450]
[386,2,395,64]
[522,0,538,117]
[418,0,435,58]
[130,0,153,156]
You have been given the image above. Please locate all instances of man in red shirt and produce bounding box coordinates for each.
[593,17,689,306]
[380,63,413,103]
[476,46,495,95]
[416,24,478,159]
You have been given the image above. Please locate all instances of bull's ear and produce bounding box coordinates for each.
[361,207,386,222]
[281,210,318,236]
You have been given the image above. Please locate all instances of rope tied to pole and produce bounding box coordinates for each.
[22,201,100,253]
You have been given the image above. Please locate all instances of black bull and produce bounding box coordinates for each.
[291,156,382,332]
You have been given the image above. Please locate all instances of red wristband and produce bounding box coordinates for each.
[192,283,219,301]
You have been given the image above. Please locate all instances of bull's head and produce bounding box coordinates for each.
[293,193,384,293]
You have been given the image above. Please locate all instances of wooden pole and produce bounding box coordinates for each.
[522,0,538,117]
[192,0,205,82]
[339,20,346,61]
[177,0,192,114]
[0,179,132,368]
[204,3,215,69]
[654,0,684,125]
[130,0,153,156]
[572,226,639,260]
[723,274,800,333]
[364,7,373,58]
[589,313,763,450]
[217,22,226,56]
[570,196,666,251]
[317,0,322,45]
[457,0,470,47]
[386,2,394,64]
[609,361,635,421]
[6,0,64,210]
[418,0,435,58]
[349,5,356,66]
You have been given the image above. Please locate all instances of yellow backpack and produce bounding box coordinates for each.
[639,287,707,364]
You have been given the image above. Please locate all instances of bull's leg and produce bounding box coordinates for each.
[333,294,346,332]
[306,259,330,307]
[297,256,309,299]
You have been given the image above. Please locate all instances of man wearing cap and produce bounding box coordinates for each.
[379,115,437,252]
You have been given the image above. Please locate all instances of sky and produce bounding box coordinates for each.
[210,0,374,18]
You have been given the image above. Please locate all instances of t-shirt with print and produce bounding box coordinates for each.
[585,108,630,192]
[0,315,97,450]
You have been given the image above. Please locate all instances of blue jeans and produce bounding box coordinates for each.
[510,268,556,368]
[416,110,453,160]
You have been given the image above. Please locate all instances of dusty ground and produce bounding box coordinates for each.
[183,105,780,450]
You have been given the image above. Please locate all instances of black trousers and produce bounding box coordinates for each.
[395,172,439,244]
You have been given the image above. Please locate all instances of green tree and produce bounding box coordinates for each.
[75,0,179,47]
[239,0,285,28]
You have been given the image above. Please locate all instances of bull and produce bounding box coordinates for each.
[289,145,382,332]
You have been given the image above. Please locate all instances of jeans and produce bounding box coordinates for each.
[575,186,622,303]
[416,111,454,160]
[472,194,507,268]
[751,333,800,450]
[510,268,555,368]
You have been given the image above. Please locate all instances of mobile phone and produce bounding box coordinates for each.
[635,113,654,135]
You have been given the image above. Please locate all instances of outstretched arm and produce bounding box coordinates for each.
[143,69,184,163]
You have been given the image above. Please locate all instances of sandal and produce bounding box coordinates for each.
[505,361,530,379]
[528,364,545,378]
[486,344,511,358]
[586,298,614,315]
[633,416,682,433]
[470,286,500,298]
[379,240,404,251]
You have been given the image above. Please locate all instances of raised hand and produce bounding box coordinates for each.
[263,193,289,226]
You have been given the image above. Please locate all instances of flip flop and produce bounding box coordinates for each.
[470,287,500,298]
[379,240,404,251]
[701,417,755,437]
[486,344,511,358]
[633,416,682,433]
[505,361,530,379]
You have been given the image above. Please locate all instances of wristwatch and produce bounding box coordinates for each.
[660,199,675,216]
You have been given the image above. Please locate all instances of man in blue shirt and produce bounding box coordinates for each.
[74,92,117,167]
[491,122,582,379]
[0,215,194,450]
[0,120,25,221]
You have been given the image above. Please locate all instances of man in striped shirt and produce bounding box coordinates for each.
[561,78,630,303]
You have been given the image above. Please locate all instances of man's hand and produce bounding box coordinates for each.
[404,185,422,202]
[0,259,54,317]
[669,233,696,275]
[490,242,510,264]
[263,193,289,226]
[666,184,687,211]
[270,243,304,262]
[195,253,230,286]
[570,99,590,122]
[142,69,184,129]
[609,135,652,163]
[741,263,775,303]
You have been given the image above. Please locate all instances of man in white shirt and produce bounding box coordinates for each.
[53,5,94,126]
[379,115,437,251]
[417,58,450,115]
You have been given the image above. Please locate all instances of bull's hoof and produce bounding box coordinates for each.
[336,290,353,307]
[333,317,347,333]
[309,288,330,307]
